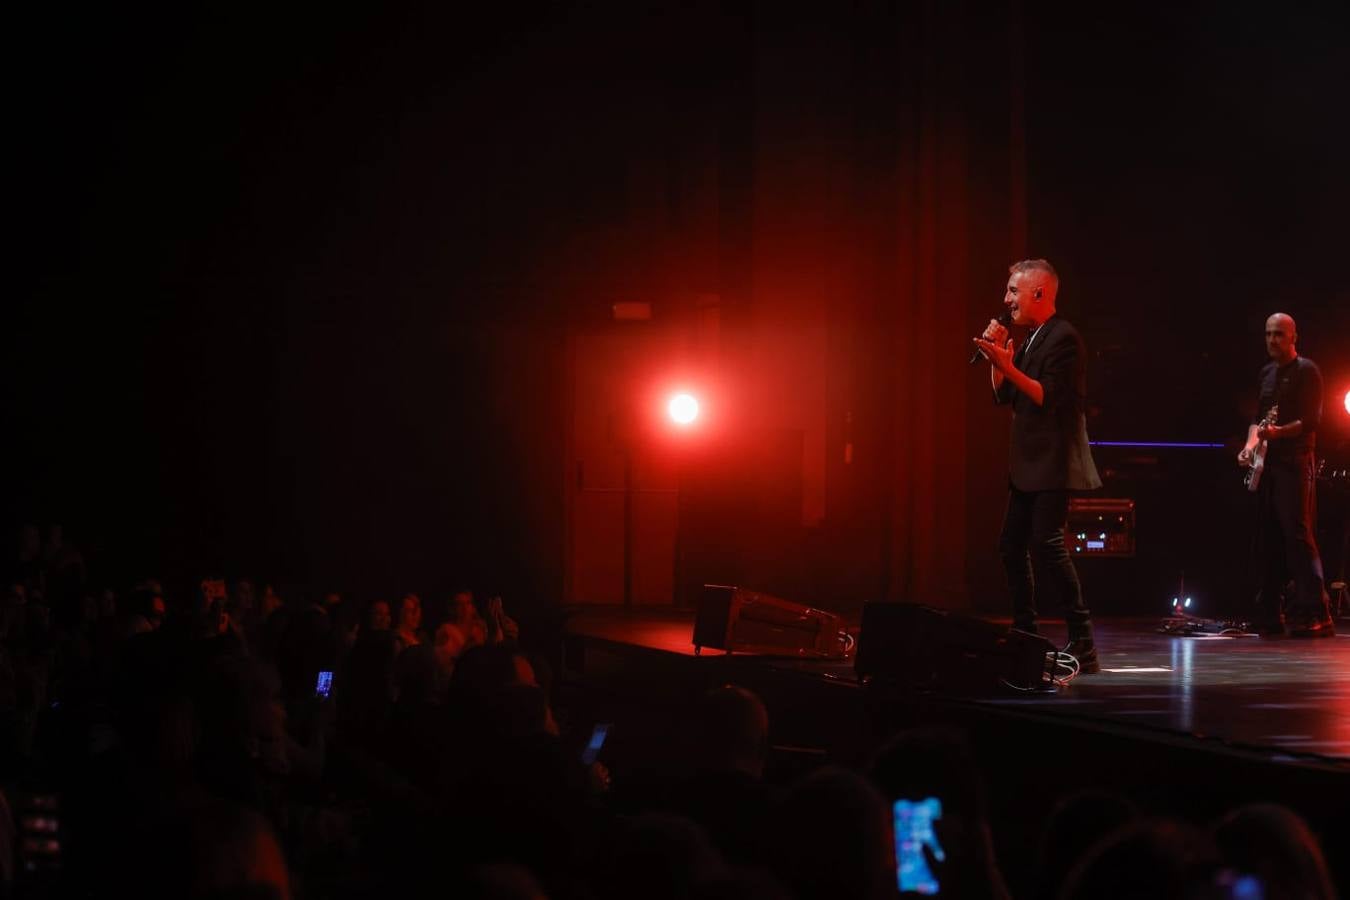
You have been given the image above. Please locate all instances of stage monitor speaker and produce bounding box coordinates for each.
[693,584,846,658]
[855,603,1055,693]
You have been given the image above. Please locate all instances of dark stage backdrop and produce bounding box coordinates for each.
[9,2,1350,619]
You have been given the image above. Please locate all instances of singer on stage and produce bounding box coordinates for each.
[974,259,1103,673]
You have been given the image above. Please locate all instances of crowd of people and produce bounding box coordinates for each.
[0,523,1340,899]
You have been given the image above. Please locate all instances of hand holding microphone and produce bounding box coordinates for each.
[969,311,1013,365]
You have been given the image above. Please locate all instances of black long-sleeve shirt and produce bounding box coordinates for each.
[1253,355,1322,461]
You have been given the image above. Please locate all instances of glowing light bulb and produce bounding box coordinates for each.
[668,393,700,425]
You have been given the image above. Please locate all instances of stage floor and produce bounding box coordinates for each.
[562,607,1350,767]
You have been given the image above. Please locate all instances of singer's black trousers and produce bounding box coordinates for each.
[1256,452,1331,624]
[998,485,1093,641]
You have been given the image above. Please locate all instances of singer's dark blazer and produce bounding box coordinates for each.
[993,315,1102,492]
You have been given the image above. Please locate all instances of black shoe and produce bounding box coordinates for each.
[1062,639,1101,675]
[1289,617,1336,639]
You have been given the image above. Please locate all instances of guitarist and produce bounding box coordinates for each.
[1238,313,1334,637]
[975,259,1102,673]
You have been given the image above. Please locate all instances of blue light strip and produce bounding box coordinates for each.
[1089,441,1226,449]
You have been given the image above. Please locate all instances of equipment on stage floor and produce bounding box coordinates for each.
[854,603,1059,693]
[1067,498,1135,557]
[1155,573,1252,635]
[692,585,849,658]
[1156,614,1252,636]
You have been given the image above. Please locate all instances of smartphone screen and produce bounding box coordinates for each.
[1212,871,1265,900]
[580,722,610,765]
[894,797,944,895]
[315,670,333,699]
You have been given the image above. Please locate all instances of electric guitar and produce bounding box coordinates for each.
[1244,403,1278,492]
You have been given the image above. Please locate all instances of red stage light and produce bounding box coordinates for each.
[667,393,700,425]
[1344,389,1350,415]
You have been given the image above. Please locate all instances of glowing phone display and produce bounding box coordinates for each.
[894,797,944,895]
[581,723,610,765]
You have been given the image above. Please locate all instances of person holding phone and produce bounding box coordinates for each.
[314,670,334,700]
[871,728,1011,899]
[894,797,946,895]
[580,722,610,767]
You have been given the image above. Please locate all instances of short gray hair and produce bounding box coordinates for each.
[1009,258,1058,283]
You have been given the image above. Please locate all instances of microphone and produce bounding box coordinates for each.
[969,310,1013,365]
